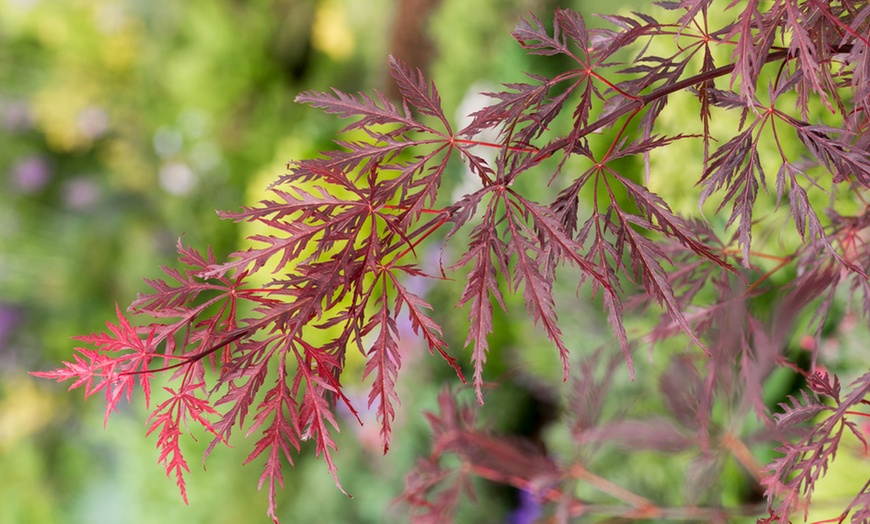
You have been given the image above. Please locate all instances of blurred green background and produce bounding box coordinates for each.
[3,0,868,522]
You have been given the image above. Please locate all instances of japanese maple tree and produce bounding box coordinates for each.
[34,0,870,522]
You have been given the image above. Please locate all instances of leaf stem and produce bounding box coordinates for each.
[720,430,763,482]
[451,137,541,155]
[744,255,794,294]
[387,212,451,266]
[721,248,791,263]
[381,204,444,214]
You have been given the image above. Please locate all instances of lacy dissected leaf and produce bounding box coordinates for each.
[617,212,708,352]
[361,289,402,453]
[34,304,157,425]
[698,127,764,263]
[773,390,829,427]
[764,371,870,522]
[775,161,826,244]
[512,11,577,58]
[575,208,635,373]
[724,0,772,103]
[146,381,221,505]
[205,339,277,458]
[659,356,705,430]
[277,140,408,188]
[131,241,260,370]
[478,80,568,147]
[131,241,222,315]
[501,193,570,376]
[242,362,300,523]
[453,205,509,403]
[569,348,622,435]
[380,146,453,225]
[295,87,428,136]
[589,12,662,62]
[295,54,449,138]
[387,55,450,130]
[795,124,870,186]
[779,256,841,347]
[807,369,842,402]
[293,341,345,494]
[388,268,462,376]
[403,456,470,524]
[608,157,731,271]
[34,3,870,522]
[511,191,609,284]
[402,389,556,521]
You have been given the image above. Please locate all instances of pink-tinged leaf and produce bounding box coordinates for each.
[31,349,114,399]
[576,209,635,376]
[401,390,479,522]
[773,390,828,427]
[453,211,509,404]
[297,370,346,495]
[74,303,147,354]
[612,170,733,272]
[243,362,300,523]
[205,340,277,458]
[795,124,870,186]
[782,1,833,111]
[501,193,571,378]
[724,0,771,103]
[570,348,621,433]
[659,356,703,429]
[145,382,220,505]
[807,369,841,403]
[775,162,826,244]
[130,241,221,315]
[459,81,552,140]
[764,372,870,522]
[590,13,659,61]
[619,213,709,354]
[218,185,350,224]
[275,138,409,189]
[361,290,401,453]
[388,269,463,378]
[669,0,713,31]
[698,127,765,264]
[555,8,589,52]
[277,336,348,498]
[296,87,428,135]
[378,145,452,225]
[41,304,160,424]
[388,55,450,132]
[512,13,570,57]
[602,291,633,379]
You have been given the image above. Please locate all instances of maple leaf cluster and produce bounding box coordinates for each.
[34,0,870,522]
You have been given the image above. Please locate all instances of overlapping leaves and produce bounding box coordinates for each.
[34,1,870,522]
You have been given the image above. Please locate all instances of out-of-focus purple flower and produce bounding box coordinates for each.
[0,305,22,352]
[11,155,52,193]
[63,176,102,210]
[77,106,109,140]
[507,489,542,524]
[2,100,31,132]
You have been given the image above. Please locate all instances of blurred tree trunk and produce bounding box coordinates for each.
[387,0,442,98]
